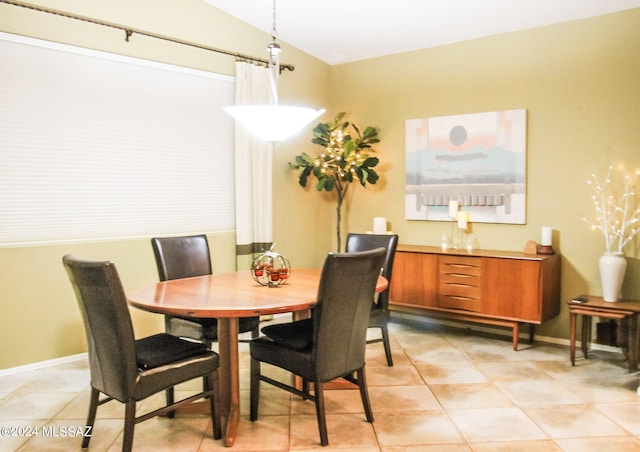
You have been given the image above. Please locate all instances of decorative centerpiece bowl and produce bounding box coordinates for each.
[251,245,291,286]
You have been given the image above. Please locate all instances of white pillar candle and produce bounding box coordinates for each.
[448,200,459,218]
[373,217,387,234]
[541,227,552,246]
[457,211,468,230]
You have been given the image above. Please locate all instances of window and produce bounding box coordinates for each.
[0,33,235,245]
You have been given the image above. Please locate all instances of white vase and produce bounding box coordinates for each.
[599,252,627,302]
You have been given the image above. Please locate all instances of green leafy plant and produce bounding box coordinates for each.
[289,112,380,251]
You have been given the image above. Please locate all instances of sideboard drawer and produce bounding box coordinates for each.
[389,245,561,351]
[438,256,482,311]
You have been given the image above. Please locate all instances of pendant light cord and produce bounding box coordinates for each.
[268,0,281,105]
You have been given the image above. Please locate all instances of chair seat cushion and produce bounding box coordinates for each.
[260,318,313,350]
[136,333,208,370]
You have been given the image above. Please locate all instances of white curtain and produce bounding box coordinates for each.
[233,62,273,263]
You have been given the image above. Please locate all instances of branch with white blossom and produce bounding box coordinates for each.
[583,165,640,254]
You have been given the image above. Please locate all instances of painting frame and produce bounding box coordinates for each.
[405,109,527,225]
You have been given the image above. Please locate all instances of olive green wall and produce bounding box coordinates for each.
[0,233,237,367]
[1,1,638,370]
[0,0,330,370]
[328,9,640,340]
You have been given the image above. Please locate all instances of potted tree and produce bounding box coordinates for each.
[289,112,381,251]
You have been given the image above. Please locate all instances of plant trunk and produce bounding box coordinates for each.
[336,196,343,252]
[335,184,348,252]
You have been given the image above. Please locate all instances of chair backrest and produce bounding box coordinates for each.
[345,233,398,307]
[313,248,386,381]
[151,234,212,281]
[62,255,138,402]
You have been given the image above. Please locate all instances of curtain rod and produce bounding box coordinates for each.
[0,0,295,72]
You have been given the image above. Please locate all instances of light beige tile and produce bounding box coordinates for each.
[370,385,442,413]
[512,344,569,362]
[4,318,640,451]
[535,357,630,381]
[393,331,452,350]
[523,404,629,438]
[430,383,514,410]
[382,446,471,452]
[494,380,584,406]
[470,440,562,451]
[289,413,377,449]
[474,361,552,382]
[403,345,471,365]
[448,407,548,443]
[595,402,640,435]
[554,436,640,451]
[460,341,526,363]
[367,364,425,387]
[0,419,48,451]
[373,411,465,447]
[56,389,126,420]
[563,376,640,403]
[0,391,76,420]
[109,416,210,451]
[18,418,122,451]
[200,415,290,451]
[16,368,90,393]
[241,387,291,416]
[415,362,488,385]
[290,388,372,416]
[0,371,37,393]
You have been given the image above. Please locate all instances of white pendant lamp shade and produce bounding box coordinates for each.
[225,0,324,143]
[225,105,325,142]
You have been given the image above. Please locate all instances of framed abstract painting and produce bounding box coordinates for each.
[405,109,527,224]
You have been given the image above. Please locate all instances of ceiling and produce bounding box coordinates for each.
[203,0,640,65]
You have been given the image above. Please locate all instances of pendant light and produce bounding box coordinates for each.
[224,0,325,143]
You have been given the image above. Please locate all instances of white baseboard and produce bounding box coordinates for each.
[0,353,87,377]
[391,312,625,355]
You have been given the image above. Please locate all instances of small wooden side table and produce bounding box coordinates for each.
[567,295,640,371]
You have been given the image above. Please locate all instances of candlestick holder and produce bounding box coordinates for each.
[252,244,292,286]
[537,244,555,255]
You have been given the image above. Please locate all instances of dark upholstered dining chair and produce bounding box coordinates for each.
[345,232,399,366]
[249,248,387,446]
[151,234,260,347]
[62,255,221,452]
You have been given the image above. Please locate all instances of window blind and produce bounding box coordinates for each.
[0,32,235,245]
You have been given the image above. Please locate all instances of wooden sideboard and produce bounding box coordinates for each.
[389,245,561,349]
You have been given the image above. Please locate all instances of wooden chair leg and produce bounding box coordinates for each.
[313,381,329,446]
[380,324,394,366]
[249,358,260,421]
[302,378,311,399]
[82,387,100,448]
[165,387,175,418]
[122,400,136,452]
[356,367,374,422]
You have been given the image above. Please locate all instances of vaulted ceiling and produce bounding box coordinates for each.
[203,0,640,65]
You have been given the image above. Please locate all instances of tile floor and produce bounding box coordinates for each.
[1,317,640,451]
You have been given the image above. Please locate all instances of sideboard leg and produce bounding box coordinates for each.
[570,311,577,366]
[529,324,535,344]
[512,323,519,350]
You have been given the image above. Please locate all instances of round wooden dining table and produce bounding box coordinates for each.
[127,268,388,447]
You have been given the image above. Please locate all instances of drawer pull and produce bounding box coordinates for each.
[448,273,477,278]
[446,263,474,268]
[449,295,475,301]
[445,282,475,289]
